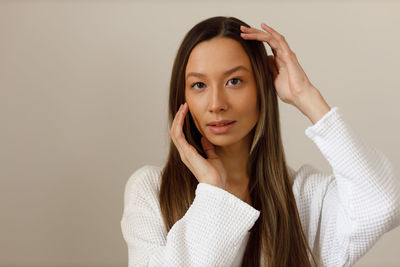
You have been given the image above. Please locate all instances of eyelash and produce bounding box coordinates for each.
[190,78,243,90]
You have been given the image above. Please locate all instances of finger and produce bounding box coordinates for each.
[241,25,283,50]
[261,23,300,73]
[240,25,260,33]
[240,32,280,49]
[174,103,188,148]
[240,25,272,38]
[170,103,204,178]
[170,104,185,155]
[260,23,281,40]
[169,104,182,138]
[201,136,218,159]
[261,22,292,55]
[174,102,195,157]
[242,23,293,58]
[177,103,211,175]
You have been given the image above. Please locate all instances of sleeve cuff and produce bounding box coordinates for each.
[187,183,260,246]
[305,106,341,139]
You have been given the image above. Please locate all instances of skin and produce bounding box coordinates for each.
[184,37,259,201]
[170,22,331,205]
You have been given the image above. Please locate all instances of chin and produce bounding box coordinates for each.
[206,134,238,147]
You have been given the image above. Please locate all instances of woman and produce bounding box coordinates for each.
[121,16,400,266]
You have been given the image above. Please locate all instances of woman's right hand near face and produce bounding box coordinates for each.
[169,102,227,189]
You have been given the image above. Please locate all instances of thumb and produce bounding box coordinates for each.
[201,136,218,159]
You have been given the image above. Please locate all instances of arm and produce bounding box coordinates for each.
[296,97,400,266]
[241,22,400,266]
[120,166,260,267]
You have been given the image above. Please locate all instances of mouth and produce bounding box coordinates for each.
[207,120,235,126]
[207,121,236,134]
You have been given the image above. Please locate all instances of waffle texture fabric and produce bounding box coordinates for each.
[120,106,400,267]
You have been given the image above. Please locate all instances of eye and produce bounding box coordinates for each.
[227,78,242,86]
[191,82,206,90]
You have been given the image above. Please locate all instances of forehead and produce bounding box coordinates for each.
[185,37,252,77]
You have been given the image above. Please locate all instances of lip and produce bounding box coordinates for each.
[206,120,235,126]
[207,121,236,134]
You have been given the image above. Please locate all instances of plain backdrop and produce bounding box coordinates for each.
[0,0,399,266]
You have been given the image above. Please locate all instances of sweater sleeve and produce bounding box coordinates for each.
[120,165,260,267]
[295,106,400,266]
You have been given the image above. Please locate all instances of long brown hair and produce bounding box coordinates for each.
[159,16,318,267]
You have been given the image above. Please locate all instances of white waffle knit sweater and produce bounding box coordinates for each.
[120,106,400,267]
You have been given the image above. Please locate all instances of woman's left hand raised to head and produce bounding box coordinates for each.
[240,23,331,124]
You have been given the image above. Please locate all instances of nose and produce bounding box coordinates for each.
[208,86,228,113]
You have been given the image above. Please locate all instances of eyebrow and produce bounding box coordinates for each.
[186,65,250,79]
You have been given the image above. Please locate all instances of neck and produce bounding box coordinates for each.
[215,133,252,195]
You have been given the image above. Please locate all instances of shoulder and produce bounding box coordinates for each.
[123,165,163,206]
[126,165,163,184]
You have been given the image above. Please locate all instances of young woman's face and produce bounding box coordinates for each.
[185,37,259,148]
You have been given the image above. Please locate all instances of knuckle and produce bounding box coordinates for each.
[172,130,180,139]
[183,146,191,156]
[282,50,294,60]
[282,51,291,58]
[188,146,197,155]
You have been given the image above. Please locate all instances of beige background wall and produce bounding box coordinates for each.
[0,1,399,266]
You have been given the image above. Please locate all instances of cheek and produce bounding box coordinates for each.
[242,105,258,122]
[251,103,260,122]
[237,101,259,128]
[238,93,258,115]
[244,88,259,118]
[188,107,204,134]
